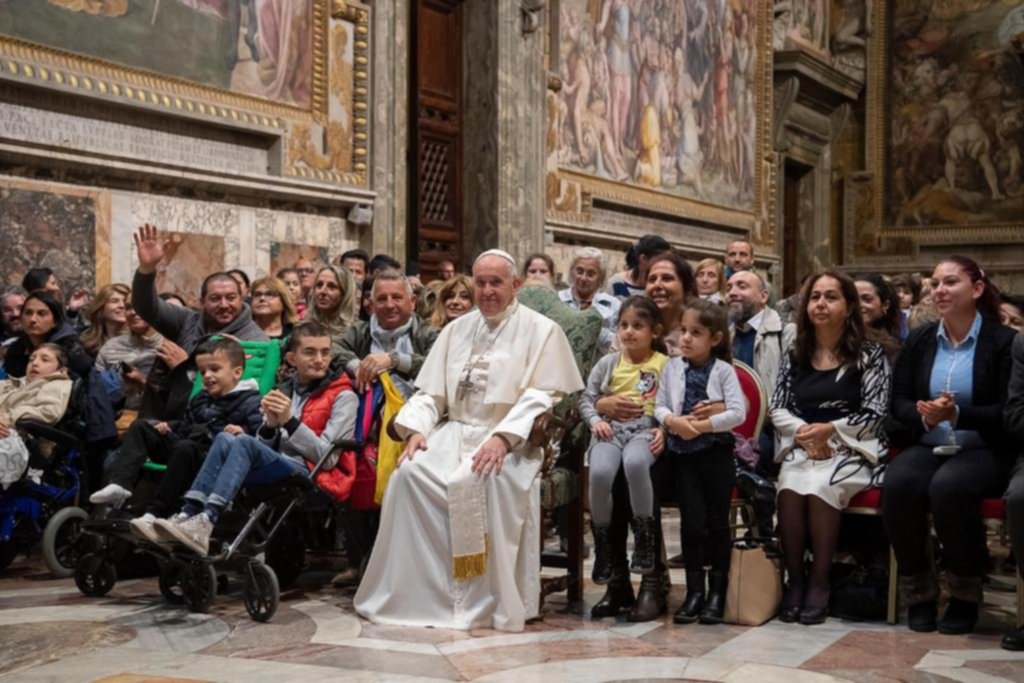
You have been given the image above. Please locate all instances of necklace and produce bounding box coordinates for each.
[456,316,512,400]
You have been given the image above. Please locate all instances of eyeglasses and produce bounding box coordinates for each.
[252,290,281,300]
[295,268,315,275]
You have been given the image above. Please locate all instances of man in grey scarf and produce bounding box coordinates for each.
[334,270,439,397]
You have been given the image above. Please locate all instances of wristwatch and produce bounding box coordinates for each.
[387,350,400,368]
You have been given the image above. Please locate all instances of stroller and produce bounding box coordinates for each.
[75,436,360,622]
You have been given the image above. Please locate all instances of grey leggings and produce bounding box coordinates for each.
[589,417,657,525]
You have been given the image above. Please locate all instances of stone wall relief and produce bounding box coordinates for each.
[831,0,870,82]
[773,0,830,57]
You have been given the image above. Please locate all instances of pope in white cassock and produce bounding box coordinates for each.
[354,250,584,632]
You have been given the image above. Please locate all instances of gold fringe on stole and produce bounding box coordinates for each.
[452,535,489,579]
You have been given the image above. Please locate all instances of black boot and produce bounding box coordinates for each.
[673,570,705,624]
[699,570,729,624]
[629,516,657,575]
[628,570,668,622]
[939,573,982,635]
[591,523,613,585]
[591,564,635,618]
[898,572,940,632]
[939,597,979,635]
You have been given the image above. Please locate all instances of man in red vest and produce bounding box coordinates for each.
[140,322,358,555]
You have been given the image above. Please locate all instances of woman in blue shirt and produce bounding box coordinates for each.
[883,256,1016,636]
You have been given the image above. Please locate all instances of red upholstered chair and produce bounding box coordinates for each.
[732,360,768,442]
[858,471,1023,627]
[728,361,769,536]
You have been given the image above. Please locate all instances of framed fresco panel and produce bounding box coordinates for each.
[0,1,371,188]
[869,0,1024,242]
[552,0,773,238]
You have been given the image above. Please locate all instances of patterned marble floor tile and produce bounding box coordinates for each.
[639,623,753,658]
[445,635,670,679]
[293,643,464,680]
[0,646,452,683]
[469,655,692,682]
[801,630,1003,673]
[112,608,231,653]
[0,621,136,677]
[964,661,1024,682]
[701,621,852,669]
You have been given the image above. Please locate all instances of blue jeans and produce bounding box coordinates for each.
[184,433,302,510]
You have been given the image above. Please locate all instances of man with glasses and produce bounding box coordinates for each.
[130,224,268,419]
[293,257,318,305]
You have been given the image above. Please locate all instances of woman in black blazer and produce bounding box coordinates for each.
[883,256,1016,636]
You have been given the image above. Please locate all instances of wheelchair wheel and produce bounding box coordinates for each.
[157,563,187,605]
[181,562,217,613]
[266,522,305,589]
[74,552,117,597]
[42,506,89,578]
[243,562,279,623]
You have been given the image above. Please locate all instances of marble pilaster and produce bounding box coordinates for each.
[462,0,547,264]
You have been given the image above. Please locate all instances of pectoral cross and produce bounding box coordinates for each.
[456,373,475,401]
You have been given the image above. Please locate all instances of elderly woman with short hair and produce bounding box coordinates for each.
[558,247,621,354]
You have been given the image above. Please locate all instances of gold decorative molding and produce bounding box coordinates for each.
[285,2,370,184]
[0,0,371,189]
[0,2,329,125]
[861,0,1023,249]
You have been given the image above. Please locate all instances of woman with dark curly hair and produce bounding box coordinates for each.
[771,271,892,625]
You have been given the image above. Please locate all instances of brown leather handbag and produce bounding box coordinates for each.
[723,540,783,626]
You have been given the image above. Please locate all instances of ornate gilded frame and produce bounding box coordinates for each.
[865,0,1024,246]
[0,0,371,188]
[546,0,775,246]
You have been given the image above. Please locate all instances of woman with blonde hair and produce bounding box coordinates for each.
[250,276,298,341]
[695,259,726,305]
[430,274,475,328]
[305,265,358,353]
[80,283,130,356]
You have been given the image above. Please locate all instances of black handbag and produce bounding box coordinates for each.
[829,561,889,621]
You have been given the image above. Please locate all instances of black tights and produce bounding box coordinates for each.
[778,490,840,609]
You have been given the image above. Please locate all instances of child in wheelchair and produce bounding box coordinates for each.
[0,344,73,489]
[140,322,358,555]
[90,337,263,507]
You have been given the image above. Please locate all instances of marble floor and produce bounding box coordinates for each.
[0,513,1021,683]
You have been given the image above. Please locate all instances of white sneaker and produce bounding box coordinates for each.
[129,513,163,545]
[154,513,213,556]
[90,483,132,505]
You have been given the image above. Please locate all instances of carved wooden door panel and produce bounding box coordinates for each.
[410,0,463,280]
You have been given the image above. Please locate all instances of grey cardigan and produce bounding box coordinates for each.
[654,357,747,433]
[579,352,628,427]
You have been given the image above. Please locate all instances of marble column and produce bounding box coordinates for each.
[370,0,410,261]
[462,0,547,265]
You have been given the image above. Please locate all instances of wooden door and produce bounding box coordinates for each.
[409,0,463,281]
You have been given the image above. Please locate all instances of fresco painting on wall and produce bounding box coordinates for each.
[270,242,328,279]
[558,0,760,210]
[0,186,97,298]
[0,0,314,108]
[886,0,1024,227]
[155,232,226,309]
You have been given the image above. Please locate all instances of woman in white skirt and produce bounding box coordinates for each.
[770,272,892,625]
